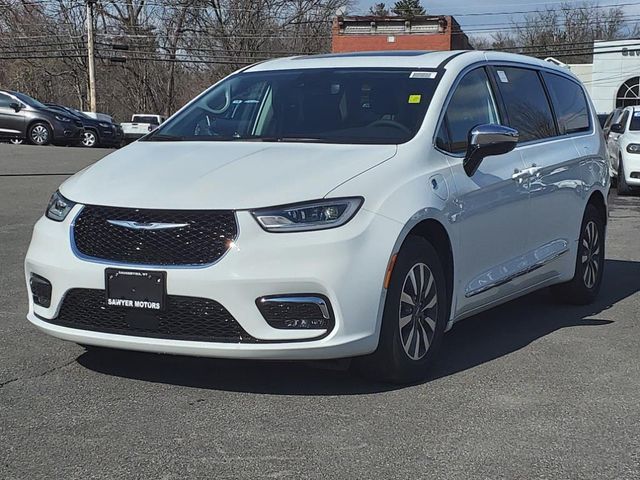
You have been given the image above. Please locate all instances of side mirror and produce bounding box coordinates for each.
[9,102,22,112]
[463,124,519,177]
[610,123,623,134]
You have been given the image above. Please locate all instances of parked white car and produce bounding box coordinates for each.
[605,105,640,194]
[25,51,609,383]
[120,114,166,143]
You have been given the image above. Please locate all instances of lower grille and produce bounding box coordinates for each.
[46,289,258,343]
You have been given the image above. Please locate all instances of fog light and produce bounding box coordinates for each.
[256,295,333,331]
[627,143,640,154]
[29,274,52,308]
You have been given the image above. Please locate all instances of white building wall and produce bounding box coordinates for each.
[568,39,640,114]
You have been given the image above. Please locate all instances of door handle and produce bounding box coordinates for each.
[512,164,541,182]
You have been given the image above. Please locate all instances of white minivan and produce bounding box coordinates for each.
[25,51,609,383]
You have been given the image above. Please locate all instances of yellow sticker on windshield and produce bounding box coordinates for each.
[408,94,422,104]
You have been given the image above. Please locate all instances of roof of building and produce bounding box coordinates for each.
[336,15,450,22]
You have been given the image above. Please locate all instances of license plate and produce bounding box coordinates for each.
[105,269,166,311]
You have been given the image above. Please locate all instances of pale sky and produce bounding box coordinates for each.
[356,0,640,40]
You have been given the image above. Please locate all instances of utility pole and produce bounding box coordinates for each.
[86,0,97,112]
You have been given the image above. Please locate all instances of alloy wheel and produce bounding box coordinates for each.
[9,138,23,145]
[31,125,49,145]
[398,262,438,361]
[581,220,601,289]
[82,131,96,147]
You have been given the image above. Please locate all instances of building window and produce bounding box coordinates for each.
[616,77,640,108]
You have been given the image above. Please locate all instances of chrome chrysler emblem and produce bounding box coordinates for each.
[107,220,189,230]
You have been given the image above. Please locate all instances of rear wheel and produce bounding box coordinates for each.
[353,236,448,384]
[551,204,605,304]
[9,138,24,145]
[28,122,51,146]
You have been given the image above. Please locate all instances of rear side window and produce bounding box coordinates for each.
[542,72,590,134]
[133,115,160,125]
[437,68,501,153]
[492,67,556,142]
[0,93,12,108]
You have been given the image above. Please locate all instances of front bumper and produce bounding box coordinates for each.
[622,152,640,186]
[52,122,84,145]
[25,206,401,360]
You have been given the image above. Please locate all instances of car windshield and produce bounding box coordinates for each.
[629,111,640,130]
[134,115,160,125]
[147,68,440,144]
[14,92,46,109]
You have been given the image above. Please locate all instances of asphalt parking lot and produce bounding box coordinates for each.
[1,144,639,479]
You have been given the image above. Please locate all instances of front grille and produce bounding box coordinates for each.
[73,206,237,266]
[47,289,258,343]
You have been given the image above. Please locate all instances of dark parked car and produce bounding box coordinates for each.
[0,90,83,146]
[45,103,123,148]
[597,114,609,128]
[602,108,624,140]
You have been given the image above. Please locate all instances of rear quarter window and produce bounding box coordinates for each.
[542,72,591,135]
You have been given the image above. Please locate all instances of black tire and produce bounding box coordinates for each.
[617,156,632,195]
[81,130,99,148]
[28,122,52,146]
[551,204,605,305]
[352,236,448,384]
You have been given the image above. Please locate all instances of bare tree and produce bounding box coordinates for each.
[471,1,637,63]
[0,0,349,121]
[369,3,389,16]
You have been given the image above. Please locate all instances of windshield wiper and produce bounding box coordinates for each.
[145,133,185,142]
[251,136,330,143]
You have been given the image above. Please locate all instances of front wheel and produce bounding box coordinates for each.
[9,138,24,145]
[617,157,632,195]
[551,204,605,304]
[353,236,448,384]
[28,122,51,146]
[81,130,98,148]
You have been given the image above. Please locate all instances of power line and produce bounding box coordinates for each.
[5,0,640,16]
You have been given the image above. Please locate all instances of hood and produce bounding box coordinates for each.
[60,141,397,209]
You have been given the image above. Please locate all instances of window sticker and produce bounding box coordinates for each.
[497,70,509,83]
[410,71,437,79]
[408,94,422,104]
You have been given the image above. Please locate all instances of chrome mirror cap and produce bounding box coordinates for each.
[463,124,519,177]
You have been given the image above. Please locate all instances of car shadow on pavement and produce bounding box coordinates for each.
[77,259,638,394]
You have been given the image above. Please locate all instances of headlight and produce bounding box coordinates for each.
[55,115,71,123]
[251,197,363,232]
[46,191,76,222]
[99,122,110,128]
[627,143,640,154]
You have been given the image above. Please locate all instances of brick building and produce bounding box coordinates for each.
[332,15,471,53]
